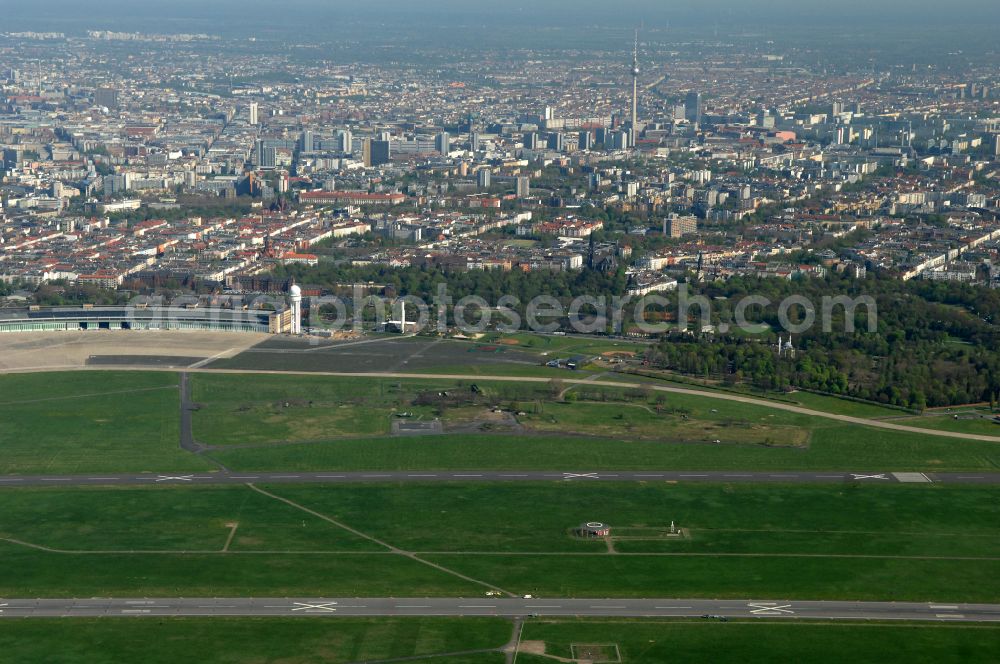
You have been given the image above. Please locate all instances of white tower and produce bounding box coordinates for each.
[289,284,302,335]
[630,31,639,143]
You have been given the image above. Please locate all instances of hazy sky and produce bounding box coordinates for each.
[6,0,1000,29]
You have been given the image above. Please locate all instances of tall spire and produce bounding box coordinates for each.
[631,30,639,141]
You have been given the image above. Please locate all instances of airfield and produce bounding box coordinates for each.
[1,330,999,663]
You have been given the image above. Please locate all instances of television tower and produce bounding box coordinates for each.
[630,30,639,141]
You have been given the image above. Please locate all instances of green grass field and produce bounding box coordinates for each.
[210,423,1000,472]
[189,371,1000,472]
[894,413,1000,436]
[0,618,510,664]
[4,371,1000,475]
[1,483,997,600]
[0,371,210,474]
[517,620,1000,664]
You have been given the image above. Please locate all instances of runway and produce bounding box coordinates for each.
[0,470,998,488]
[0,597,997,622]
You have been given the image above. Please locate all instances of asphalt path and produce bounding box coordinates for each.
[1,470,999,487]
[0,597,997,622]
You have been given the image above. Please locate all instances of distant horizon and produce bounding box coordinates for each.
[4,0,1000,34]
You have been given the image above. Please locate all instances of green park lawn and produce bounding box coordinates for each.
[2,371,1000,475]
[210,422,1000,472]
[0,618,510,664]
[893,413,1000,436]
[1,483,997,600]
[518,620,1000,664]
[0,371,210,474]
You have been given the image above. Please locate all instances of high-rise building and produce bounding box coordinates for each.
[665,214,698,238]
[2,148,19,169]
[260,147,277,169]
[477,169,491,189]
[547,132,566,152]
[337,129,353,154]
[249,102,259,126]
[515,176,530,198]
[609,131,629,150]
[254,139,276,169]
[994,134,1000,157]
[435,132,451,155]
[523,132,539,150]
[363,139,391,167]
[578,131,593,151]
[300,130,313,152]
[471,132,481,152]
[94,87,119,109]
[685,91,702,126]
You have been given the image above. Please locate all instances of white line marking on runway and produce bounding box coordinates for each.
[655,606,692,609]
[87,477,119,481]
[851,473,888,480]
[500,474,528,477]
[930,605,960,610]
[937,614,965,619]
[395,605,432,608]
[454,474,483,477]
[680,474,708,477]
[407,474,438,477]
[590,605,628,609]
[748,603,794,615]
[271,475,301,479]
[316,475,345,478]
[459,605,497,608]
[155,475,193,482]
[291,602,337,612]
[525,605,562,608]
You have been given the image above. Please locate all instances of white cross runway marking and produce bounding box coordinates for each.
[563,472,600,480]
[748,602,795,615]
[291,602,338,612]
[155,475,194,482]
[850,473,888,480]
[0,603,7,613]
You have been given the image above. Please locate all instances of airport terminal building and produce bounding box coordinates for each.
[0,306,294,334]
